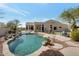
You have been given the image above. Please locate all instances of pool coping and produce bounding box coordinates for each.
[3,38,14,56]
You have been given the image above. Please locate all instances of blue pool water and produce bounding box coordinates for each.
[8,34,46,56]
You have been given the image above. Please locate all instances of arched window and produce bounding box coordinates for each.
[54,27,57,30]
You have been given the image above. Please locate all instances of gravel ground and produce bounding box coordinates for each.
[39,49,64,56]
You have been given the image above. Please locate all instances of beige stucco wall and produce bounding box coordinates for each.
[44,20,68,32]
[26,20,69,32]
[34,22,44,32]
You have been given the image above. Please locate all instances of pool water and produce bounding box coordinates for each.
[8,34,46,56]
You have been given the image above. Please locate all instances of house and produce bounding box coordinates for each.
[26,20,69,33]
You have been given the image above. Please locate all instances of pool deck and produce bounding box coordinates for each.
[0,37,6,56]
[2,32,79,56]
[28,46,50,56]
[3,38,14,56]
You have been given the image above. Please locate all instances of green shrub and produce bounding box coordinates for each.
[71,30,79,41]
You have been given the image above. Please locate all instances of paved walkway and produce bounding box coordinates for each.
[0,37,5,56]
[59,40,79,56]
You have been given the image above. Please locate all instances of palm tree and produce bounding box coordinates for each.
[60,7,79,41]
[60,8,78,31]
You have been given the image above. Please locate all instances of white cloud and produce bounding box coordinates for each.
[0,3,30,16]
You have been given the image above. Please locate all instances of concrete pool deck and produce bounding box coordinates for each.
[3,38,14,56]
[2,32,79,56]
[28,46,50,56]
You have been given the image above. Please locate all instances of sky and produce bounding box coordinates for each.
[0,3,79,27]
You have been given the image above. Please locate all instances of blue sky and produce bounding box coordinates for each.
[0,3,79,27]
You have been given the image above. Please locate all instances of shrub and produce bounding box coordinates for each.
[71,30,79,41]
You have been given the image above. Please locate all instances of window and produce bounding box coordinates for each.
[41,24,44,32]
[30,26,34,30]
[50,25,52,30]
[50,25,52,28]
[59,27,62,28]
[54,27,57,30]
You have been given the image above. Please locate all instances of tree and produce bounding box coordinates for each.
[6,19,20,34]
[60,7,79,41]
[0,22,6,28]
[60,8,78,31]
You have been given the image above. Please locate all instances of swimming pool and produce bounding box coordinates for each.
[8,33,46,56]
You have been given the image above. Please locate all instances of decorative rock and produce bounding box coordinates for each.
[39,49,64,56]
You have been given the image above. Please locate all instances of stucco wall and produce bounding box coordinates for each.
[26,20,69,32]
[44,20,68,32]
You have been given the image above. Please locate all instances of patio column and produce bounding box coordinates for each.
[34,25,36,32]
[28,25,29,30]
